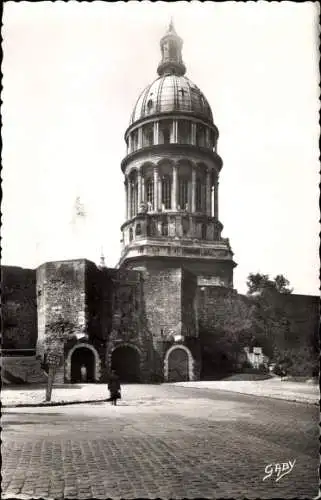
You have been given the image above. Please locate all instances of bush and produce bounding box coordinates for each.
[258,363,269,374]
[273,363,287,377]
[273,348,318,378]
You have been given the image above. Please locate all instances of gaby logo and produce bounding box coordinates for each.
[263,459,296,482]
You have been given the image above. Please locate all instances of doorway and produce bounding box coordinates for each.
[70,346,95,383]
[167,347,189,382]
[111,345,140,382]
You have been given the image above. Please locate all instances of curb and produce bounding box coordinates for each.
[2,398,107,409]
[172,384,319,406]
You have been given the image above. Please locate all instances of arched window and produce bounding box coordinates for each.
[131,130,138,151]
[159,120,171,145]
[131,179,138,216]
[146,178,154,209]
[129,228,133,241]
[196,124,205,147]
[161,221,168,236]
[210,130,215,150]
[169,41,176,59]
[178,177,188,209]
[142,124,153,147]
[135,223,142,236]
[196,178,203,211]
[147,220,157,237]
[177,121,191,144]
[182,216,189,236]
[163,41,170,58]
[162,175,171,209]
[147,99,153,113]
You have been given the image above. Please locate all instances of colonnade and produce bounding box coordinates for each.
[125,165,219,220]
[126,119,217,154]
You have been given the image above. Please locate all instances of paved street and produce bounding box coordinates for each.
[2,384,319,499]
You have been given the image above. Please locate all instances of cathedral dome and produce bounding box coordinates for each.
[130,75,213,125]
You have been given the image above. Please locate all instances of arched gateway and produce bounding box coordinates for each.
[111,344,141,382]
[164,345,194,382]
[65,344,101,383]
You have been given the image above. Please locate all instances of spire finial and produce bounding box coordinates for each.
[99,247,106,268]
[157,20,186,77]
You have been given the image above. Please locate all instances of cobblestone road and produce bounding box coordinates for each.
[2,384,319,499]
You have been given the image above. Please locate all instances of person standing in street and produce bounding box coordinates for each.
[80,364,87,383]
[107,370,121,405]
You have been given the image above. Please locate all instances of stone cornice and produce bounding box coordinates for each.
[121,144,223,173]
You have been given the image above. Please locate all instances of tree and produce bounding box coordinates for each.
[246,273,293,359]
[246,273,293,296]
[44,318,76,401]
[200,292,256,378]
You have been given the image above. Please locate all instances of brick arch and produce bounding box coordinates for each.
[110,342,142,357]
[65,343,101,383]
[108,342,143,382]
[176,158,195,169]
[106,341,143,369]
[195,161,209,175]
[140,161,156,175]
[164,345,194,382]
[157,158,175,169]
[128,168,138,181]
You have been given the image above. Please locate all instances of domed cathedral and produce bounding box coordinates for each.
[119,21,235,284]
[3,22,318,386]
[118,21,237,381]
[2,22,239,386]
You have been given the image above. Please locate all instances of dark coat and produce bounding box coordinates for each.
[108,374,121,397]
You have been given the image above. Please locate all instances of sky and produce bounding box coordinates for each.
[2,1,319,296]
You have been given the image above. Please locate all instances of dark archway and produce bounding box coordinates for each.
[71,347,95,383]
[168,347,189,382]
[111,346,140,383]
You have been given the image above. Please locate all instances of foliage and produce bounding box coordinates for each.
[44,318,76,366]
[43,318,76,402]
[200,293,257,378]
[273,347,319,378]
[199,273,313,378]
[245,273,293,359]
[246,273,293,296]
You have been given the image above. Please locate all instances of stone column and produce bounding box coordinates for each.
[172,165,178,211]
[141,174,145,203]
[191,167,196,213]
[206,170,211,216]
[158,175,163,210]
[128,180,132,219]
[205,128,210,148]
[173,120,178,143]
[138,127,143,149]
[214,178,219,219]
[137,170,142,211]
[153,121,159,145]
[170,120,177,143]
[191,123,197,145]
[187,179,192,212]
[125,180,128,219]
[153,167,159,211]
